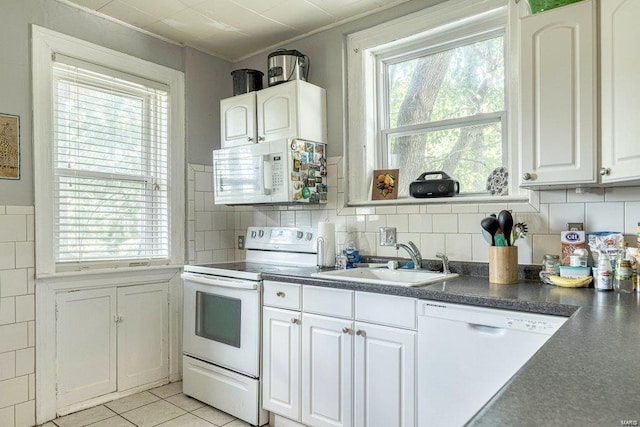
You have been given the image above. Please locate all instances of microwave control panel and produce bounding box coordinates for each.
[270,153,284,194]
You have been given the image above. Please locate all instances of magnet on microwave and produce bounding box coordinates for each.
[300,151,309,164]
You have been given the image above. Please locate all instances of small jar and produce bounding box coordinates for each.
[542,254,560,275]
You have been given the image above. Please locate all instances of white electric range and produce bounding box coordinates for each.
[181,226,319,426]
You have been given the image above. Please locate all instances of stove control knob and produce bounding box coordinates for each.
[296,231,303,239]
[258,230,264,238]
[305,232,313,241]
[250,231,257,239]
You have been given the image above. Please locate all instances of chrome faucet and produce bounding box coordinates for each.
[436,252,451,274]
[395,241,422,270]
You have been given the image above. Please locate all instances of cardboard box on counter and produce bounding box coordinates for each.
[561,230,586,266]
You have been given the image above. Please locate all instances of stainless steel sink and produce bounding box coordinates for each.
[311,267,458,287]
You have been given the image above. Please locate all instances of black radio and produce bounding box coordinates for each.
[409,171,460,198]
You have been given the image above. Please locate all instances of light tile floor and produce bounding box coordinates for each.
[41,382,253,427]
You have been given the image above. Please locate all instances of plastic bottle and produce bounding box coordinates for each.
[596,252,613,291]
[613,246,633,293]
[343,232,360,269]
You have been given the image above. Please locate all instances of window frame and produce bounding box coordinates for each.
[32,26,185,276]
[346,0,525,206]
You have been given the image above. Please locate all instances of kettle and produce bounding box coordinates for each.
[267,49,309,86]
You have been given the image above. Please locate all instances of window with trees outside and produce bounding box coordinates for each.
[347,0,511,203]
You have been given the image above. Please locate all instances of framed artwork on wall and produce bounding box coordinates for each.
[0,113,20,180]
[372,169,399,200]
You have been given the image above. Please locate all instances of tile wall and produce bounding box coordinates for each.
[188,160,640,266]
[0,206,36,427]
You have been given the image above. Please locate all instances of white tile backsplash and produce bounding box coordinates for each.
[585,202,624,232]
[186,161,640,267]
[624,202,640,235]
[0,206,35,427]
[548,203,585,233]
[0,351,16,382]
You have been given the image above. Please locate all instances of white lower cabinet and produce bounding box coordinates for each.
[301,313,353,427]
[263,306,302,421]
[262,284,416,427]
[354,321,415,427]
[56,288,117,408]
[116,283,169,391]
[56,282,169,408]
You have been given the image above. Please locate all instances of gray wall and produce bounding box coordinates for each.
[233,0,448,158]
[185,47,233,163]
[0,0,231,205]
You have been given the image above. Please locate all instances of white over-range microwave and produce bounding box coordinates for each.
[213,138,327,205]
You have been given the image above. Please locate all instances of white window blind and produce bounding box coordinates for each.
[52,56,170,264]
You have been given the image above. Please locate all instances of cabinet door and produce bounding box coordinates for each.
[257,82,297,142]
[262,307,301,421]
[354,322,416,427]
[56,288,117,407]
[601,0,640,183]
[301,313,353,427]
[117,282,169,390]
[519,0,596,186]
[221,92,257,147]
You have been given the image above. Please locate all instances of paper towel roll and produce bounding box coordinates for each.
[317,221,336,267]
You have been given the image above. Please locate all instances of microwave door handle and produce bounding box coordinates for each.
[262,154,272,195]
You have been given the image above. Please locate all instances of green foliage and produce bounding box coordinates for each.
[385,35,506,195]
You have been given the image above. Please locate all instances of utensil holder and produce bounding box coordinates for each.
[489,246,519,284]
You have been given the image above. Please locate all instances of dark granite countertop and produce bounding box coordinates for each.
[261,268,640,426]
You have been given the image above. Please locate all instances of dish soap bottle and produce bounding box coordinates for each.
[343,232,360,269]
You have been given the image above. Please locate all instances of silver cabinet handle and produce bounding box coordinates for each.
[600,167,611,176]
[258,136,265,141]
[356,330,366,337]
[247,136,254,142]
[276,291,285,298]
[291,318,300,325]
[342,327,353,335]
[522,172,535,181]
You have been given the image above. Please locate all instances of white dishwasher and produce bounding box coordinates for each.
[417,300,567,427]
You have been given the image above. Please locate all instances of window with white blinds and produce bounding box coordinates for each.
[52,57,170,264]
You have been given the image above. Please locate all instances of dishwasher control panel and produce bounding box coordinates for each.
[419,301,568,336]
[505,317,562,333]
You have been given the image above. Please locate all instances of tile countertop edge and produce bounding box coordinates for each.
[261,272,640,425]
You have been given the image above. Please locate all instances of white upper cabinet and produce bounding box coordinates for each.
[519,0,596,187]
[600,0,640,183]
[221,92,257,147]
[220,81,327,148]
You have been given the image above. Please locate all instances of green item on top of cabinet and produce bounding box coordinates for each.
[528,0,583,14]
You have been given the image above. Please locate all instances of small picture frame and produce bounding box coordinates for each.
[372,169,399,200]
[0,113,20,180]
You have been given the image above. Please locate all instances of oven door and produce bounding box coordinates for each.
[182,272,260,378]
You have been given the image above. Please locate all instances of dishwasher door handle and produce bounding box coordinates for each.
[468,323,506,335]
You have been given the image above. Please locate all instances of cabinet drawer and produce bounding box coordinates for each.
[355,292,416,329]
[263,281,301,310]
[303,286,353,318]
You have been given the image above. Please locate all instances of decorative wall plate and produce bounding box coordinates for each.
[486,167,508,196]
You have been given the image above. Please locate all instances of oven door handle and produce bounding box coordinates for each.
[181,272,258,290]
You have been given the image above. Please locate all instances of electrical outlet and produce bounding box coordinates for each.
[379,227,397,246]
[238,235,245,249]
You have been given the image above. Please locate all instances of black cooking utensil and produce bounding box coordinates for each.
[498,210,514,246]
[481,216,500,246]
